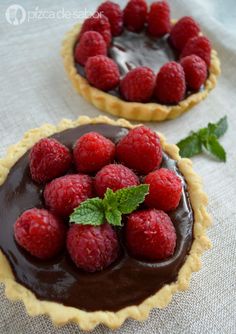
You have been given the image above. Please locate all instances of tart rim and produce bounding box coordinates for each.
[61,23,221,122]
[0,115,211,330]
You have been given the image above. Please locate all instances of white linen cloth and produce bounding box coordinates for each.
[0,0,235,333]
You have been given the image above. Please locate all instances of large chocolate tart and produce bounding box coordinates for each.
[0,116,211,330]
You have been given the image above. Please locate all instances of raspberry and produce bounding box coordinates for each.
[123,0,148,32]
[116,126,162,174]
[180,55,207,91]
[95,164,139,197]
[85,55,120,91]
[147,1,171,37]
[98,1,123,36]
[74,31,107,66]
[170,16,200,51]
[144,168,182,211]
[79,14,112,46]
[29,138,72,183]
[120,67,155,102]
[126,209,176,260]
[44,174,93,217]
[155,61,186,104]
[73,132,115,173]
[181,36,212,67]
[14,208,66,259]
[67,223,119,272]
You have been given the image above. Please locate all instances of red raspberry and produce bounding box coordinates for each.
[144,168,182,211]
[120,67,155,102]
[181,36,212,67]
[116,126,162,174]
[44,174,93,217]
[29,138,72,183]
[170,16,200,51]
[74,31,107,66]
[85,55,120,91]
[14,208,66,259]
[98,1,123,36]
[180,55,207,91]
[147,1,171,37]
[123,0,148,32]
[126,209,176,260]
[95,164,139,197]
[79,14,112,46]
[155,61,186,104]
[67,223,119,272]
[73,132,115,173]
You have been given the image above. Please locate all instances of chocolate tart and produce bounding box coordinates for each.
[61,23,220,122]
[0,116,211,330]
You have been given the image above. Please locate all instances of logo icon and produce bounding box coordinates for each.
[5,4,26,25]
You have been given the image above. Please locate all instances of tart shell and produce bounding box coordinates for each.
[0,116,211,330]
[61,23,221,122]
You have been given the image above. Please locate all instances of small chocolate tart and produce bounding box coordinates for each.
[62,23,220,121]
[0,123,193,312]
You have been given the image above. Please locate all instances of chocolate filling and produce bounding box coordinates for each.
[75,29,203,101]
[0,124,193,312]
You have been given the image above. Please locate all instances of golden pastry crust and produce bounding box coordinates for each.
[61,23,221,122]
[0,116,211,330]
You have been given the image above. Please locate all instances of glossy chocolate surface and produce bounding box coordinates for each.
[76,29,177,78]
[0,124,193,312]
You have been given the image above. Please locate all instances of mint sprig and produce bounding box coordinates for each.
[69,184,149,227]
[177,116,228,162]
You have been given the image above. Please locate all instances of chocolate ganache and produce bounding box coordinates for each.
[0,124,193,312]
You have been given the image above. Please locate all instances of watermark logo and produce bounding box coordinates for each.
[5,4,26,25]
[5,4,103,25]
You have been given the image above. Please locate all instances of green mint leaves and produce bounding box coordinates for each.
[177,116,228,162]
[69,184,149,227]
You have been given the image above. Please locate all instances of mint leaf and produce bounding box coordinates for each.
[115,184,149,214]
[203,135,226,162]
[211,116,228,138]
[177,133,202,158]
[198,128,209,142]
[177,116,228,161]
[199,117,228,140]
[103,188,118,211]
[103,185,149,215]
[105,209,122,226]
[70,198,105,226]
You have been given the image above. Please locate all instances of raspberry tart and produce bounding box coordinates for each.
[0,116,211,330]
[62,0,220,121]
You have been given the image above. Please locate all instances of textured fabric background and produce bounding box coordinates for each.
[0,0,236,333]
